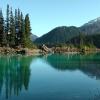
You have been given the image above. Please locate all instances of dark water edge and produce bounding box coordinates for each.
[0,53,100,100]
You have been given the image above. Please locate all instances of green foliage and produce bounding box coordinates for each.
[67,33,98,49]
[9,7,15,47]
[79,33,85,48]
[20,12,25,46]
[24,39,36,48]
[6,4,10,45]
[35,26,80,45]
[0,5,34,48]
[24,14,31,48]
[0,9,4,46]
[25,14,31,36]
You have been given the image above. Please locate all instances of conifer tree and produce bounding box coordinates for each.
[15,9,18,46]
[79,33,85,49]
[17,8,21,46]
[20,12,25,47]
[9,8,15,47]
[5,4,10,46]
[25,14,31,36]
[0,5,32,48]
[24,14,31,47]
[0,9,4,46]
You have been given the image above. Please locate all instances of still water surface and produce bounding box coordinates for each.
[0,53,100,100]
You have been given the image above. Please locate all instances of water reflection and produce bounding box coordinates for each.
[42,53,100,80]
[0,55,33,99]
[0,53,100,100]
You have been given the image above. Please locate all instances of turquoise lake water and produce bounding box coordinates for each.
[0,53,100,100]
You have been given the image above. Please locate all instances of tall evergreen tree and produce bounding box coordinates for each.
[0,9,4,46]
[24,14,31,47]
[9,8,15,47]
[25,14,31,36]
[17,9,21,46]
[15,9,18,46]
[5,4,10,46]
[79,33,85,48]
[20,12,25,47]
[2,21,7,46]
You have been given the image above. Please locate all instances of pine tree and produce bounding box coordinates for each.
[79,33,85,49]
[15,9,18,46]
[9,8,15,47]
[17,8,21,46]
[24,14,31,47]
[0,9,4,46]
[2,21,7,46]
[0,5,32,48]
[25,14,31,36]
[5,4,10,46]
[20,12,25,47]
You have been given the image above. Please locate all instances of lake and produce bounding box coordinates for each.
[0,53,100,100]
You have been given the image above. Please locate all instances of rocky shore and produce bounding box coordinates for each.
[0,45,100,56]
[51,46,100,54]
[0,47,41,55]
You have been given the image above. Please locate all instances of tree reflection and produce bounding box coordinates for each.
[44,53,100,80]
[0,55,32,99]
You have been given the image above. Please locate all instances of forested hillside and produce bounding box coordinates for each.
[35,26,80,45]
[67,34,100,48]
[35,17,100,48]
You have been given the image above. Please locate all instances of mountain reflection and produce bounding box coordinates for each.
[0,54,100,99]
[43,53,100,80]
[0,55,33,99]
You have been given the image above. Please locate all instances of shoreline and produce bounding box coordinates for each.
[0,47,100,56]
[0,47,41,56]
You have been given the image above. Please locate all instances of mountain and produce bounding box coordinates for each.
[35,26,80,45]
[80,17,100,35]
[35,17,100,46]
[30,34,38,42]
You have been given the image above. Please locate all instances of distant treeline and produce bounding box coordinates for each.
[0,4,31,48]
[35,26,100,49]
[67,33,100,48]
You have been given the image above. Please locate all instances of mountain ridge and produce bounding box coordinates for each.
[34,17,100,45]
[35,26,80,44]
